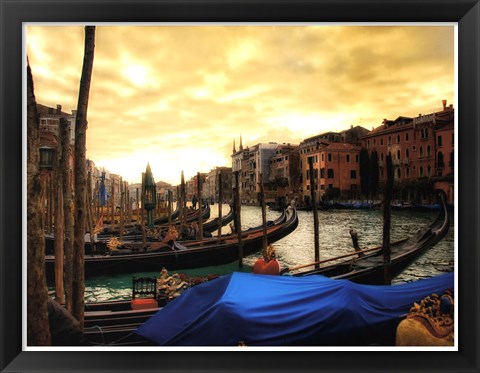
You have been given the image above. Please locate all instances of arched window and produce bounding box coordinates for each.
[397,168,401,179]
[406,133,409,141]
[397,150,401,160]
[419,146,423,158]
[406,148,409,159]
[397,135,400,143]
[406,167,410,177]
[427,145,431,157]
[427,165,431,176]
[420,166,424,177]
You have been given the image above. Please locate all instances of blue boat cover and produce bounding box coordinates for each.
[135,272,454,346]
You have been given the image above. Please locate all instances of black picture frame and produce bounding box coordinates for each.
[1,1,479,372]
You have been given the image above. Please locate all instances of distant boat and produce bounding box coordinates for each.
[333,200,382,209]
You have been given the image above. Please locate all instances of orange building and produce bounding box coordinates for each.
[361,100,454,203]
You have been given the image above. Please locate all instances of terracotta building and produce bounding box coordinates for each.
[269,143,301,207]
[361,100,455,203]
[298,126,369,204]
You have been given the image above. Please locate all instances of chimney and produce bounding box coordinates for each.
[56,104,62,115]
[442,100,447,110]
[350,125,353,129]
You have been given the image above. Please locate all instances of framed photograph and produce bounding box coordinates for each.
[1,0,479,372]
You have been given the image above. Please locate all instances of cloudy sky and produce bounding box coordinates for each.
[26,24,455,185]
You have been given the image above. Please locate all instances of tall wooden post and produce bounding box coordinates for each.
[72,25,96,327]
[308,157,320,268]
[181,171,187,227]
[53,149,64,304]
[136,188,140,223]
[141,172,146,247]
[217,172,223,238]
[197,172,203,242]
[235,171,243,268]
[119,177,125,241]
[259,173,268,255]
[383,154,394,285]
[168,190,173,226]
[86,171,96,253]
[59,117,73,312]
[110,180,115,229]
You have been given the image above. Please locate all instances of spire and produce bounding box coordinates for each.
[239,134,243,151]
[233,139,236,153]
[144,162,155,187]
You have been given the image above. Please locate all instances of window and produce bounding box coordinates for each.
[367,140,370,148]
[355,155,359,162]
[388,136,391,145]
[320,185,325,190]
[321,153,324,162]
[380,138,384,146]
[327,169,334,178]
[346,154,350,162]
[437,135,443,147]
[397,168,401,179]
[427,145,431,157]
[427,165,431,176]
[406,167,410,177]
[320,168,325,178]
[438,152,444,168]
[420,166,424,177]
[397,135,400,143]
[328,153,332,162]
[397,150,401,160]
[328,184,333,189]
[373,140,376,147]
[314,169,318,178]
[406,148,409,159]
[350,170,356,179]
[306,171,309,180]
[406,133,409,141]
[419,146,423,158]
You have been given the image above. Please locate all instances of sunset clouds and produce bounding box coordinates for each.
[26,25,455,184]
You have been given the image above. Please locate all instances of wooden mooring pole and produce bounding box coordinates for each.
[217,172,223,238]
[197,172,203,243]
[308,157,320,268]
[259,173,268,255]
[383,154,394,285]
[234,171,243,268]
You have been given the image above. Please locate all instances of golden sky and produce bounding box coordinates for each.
[26,25,455,185]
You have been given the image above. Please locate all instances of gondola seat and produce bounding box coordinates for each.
[131,277,158,310]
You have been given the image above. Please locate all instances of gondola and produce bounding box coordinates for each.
[333,200,382,209]
[287,195,449,284]
[82,271,454,347]
[45,207,298,282]
[199,205,234,233]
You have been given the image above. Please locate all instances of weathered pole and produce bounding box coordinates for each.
[168,190,173,226]
[181,171,187,227]
[308,157,320,268]
[86,171,96,253]
[141,172,146,247]
[383,154,394,285]
[259,173,268,255]
[119,176,124,241]
[26,60,51,345]
[59,117,73,312]
[72,25,95,327]
[136,188,140,223]
[53,148,65,304]
[234,171,243,268]
[217,172,223,238]
[110,180,115,228]
[197,172,203,242]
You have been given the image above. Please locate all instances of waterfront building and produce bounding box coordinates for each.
[298,126,369,204]
[361,100,454,203]
[268,143,301,207]
[232,140,279,205]
[204,167,233,204]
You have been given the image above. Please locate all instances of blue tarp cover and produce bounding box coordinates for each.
[136,272,454,346]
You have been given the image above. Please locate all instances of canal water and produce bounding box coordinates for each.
[79,204,455,303]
